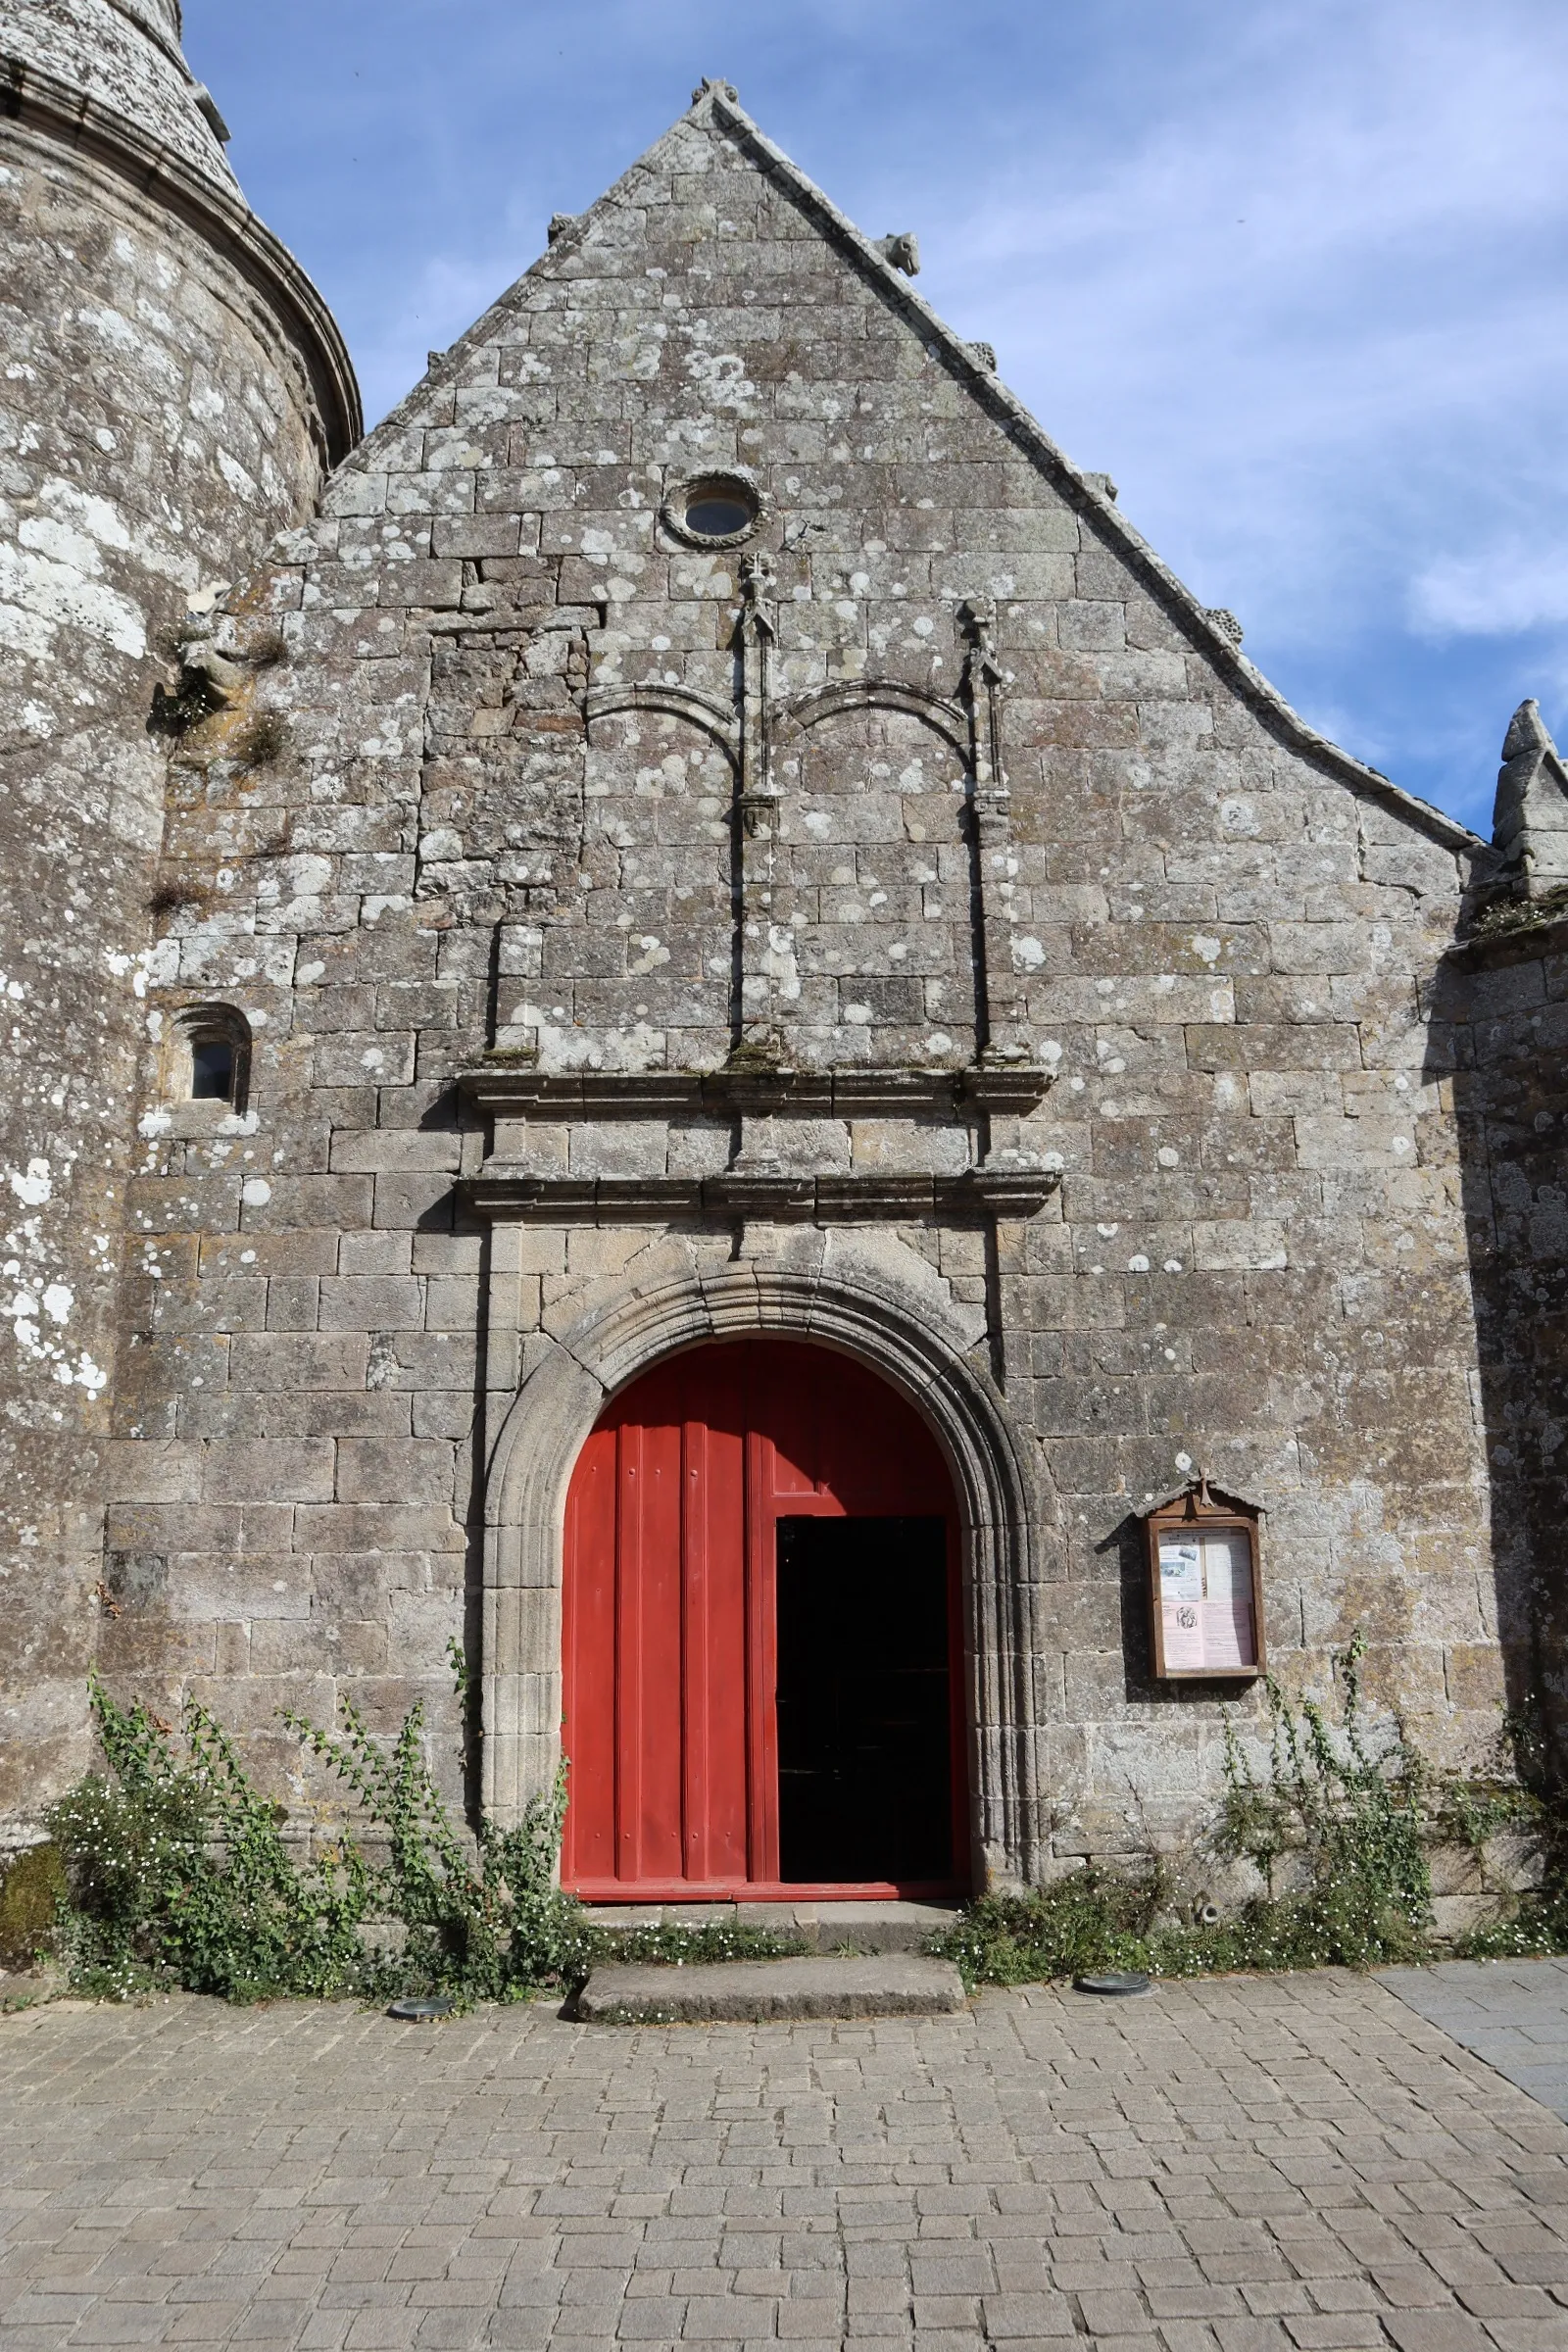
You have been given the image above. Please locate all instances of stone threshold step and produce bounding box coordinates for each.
[575,1954,967,2025]
[582,1898,959,1954]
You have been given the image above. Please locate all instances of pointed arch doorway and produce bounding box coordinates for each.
[561,1337,967,1900]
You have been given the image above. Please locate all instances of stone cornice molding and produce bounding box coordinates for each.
[0,51,362,466]
[461,1165,1060,1225]
[459,1064,1061,1226]
[457,1063,1055,1119]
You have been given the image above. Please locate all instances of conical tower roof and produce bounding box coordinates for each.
[1,0,360,459]
[1,0,238,191]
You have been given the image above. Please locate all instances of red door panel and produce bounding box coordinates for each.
[561,1338,964,1900]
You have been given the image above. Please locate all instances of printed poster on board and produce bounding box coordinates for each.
[1157,1531,1256,1672]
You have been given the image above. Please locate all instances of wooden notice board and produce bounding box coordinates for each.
[1145,1481,1263,1682]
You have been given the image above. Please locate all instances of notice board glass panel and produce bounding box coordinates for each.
[1145,1489,1263,1682]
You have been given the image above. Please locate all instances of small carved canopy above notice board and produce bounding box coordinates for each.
[1145,1478,1264,1682]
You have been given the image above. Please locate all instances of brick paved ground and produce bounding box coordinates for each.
[1381,1958,1568,2125]
[2,1972,1567,2352]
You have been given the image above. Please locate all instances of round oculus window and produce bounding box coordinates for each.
[665,473,762,546]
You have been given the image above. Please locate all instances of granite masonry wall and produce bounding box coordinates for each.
[0,0,357,1829]
[85,84,1508,1883]
[1439,914,1568,1783]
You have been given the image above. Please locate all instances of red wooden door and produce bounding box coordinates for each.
[561,1338,962,1900]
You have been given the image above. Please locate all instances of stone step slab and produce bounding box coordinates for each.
[583,1898,960,1953]
[575,1953,967,2024]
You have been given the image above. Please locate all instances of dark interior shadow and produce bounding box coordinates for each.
[413,1080,488,1820]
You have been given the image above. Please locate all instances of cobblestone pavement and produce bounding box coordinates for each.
[3,1972,1567,2352]
[1380,1958,1568,2125]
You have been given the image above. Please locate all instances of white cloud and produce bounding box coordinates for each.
[1412,548,1568,639]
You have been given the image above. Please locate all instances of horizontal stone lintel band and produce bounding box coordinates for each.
[461,1167,1060,1223]
[458,1062,1055,1121]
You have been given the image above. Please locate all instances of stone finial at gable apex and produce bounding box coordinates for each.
[691,77,739,105]
[1501,697,1553,766]
[1491,698,1568,895]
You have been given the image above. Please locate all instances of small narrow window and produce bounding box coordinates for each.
[163,1003,251,1115]
[190,1035,235,1101]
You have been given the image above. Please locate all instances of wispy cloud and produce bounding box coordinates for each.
[1412,548,1568,639]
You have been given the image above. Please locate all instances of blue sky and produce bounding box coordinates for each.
[184,0,1568,836]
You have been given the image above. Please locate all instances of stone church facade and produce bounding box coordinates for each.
[4,0,1565,1893]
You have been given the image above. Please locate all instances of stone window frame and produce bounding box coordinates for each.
[659,465,771,551]
[158,1001,252,1127]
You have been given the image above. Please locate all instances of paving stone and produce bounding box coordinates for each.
[1380,1966,1568,2127]
[2,1975,1568,2350]
[1378,2317,1493,2351]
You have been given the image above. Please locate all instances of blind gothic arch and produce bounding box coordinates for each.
[478,1260,1058,1886]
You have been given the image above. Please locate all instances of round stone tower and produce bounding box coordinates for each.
[0,0,360,1831]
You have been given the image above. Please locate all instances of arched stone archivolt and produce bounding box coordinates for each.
[479,1254,1058,1886]
[776,677,972,763]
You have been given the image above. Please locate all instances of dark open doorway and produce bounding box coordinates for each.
[775,1515,956,1886]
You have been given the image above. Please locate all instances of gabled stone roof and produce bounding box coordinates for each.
[1,0,362,462]
[335,76,1483,860]
[2,0,235,192]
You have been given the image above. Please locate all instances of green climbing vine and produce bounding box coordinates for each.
[3,1631,1556,2005]
[20,1670,802,2005]
[39,1673,593,2004]
[936,1635,1547,1988]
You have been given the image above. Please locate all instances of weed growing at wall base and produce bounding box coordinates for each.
[26,1677,805,2004]
[936,1639,1554,1989]
[41,1676,595,2004]
[9,1638,1556,2005]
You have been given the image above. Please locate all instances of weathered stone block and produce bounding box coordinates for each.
[199,1441,334,1504]
[317,1277,425,1332]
